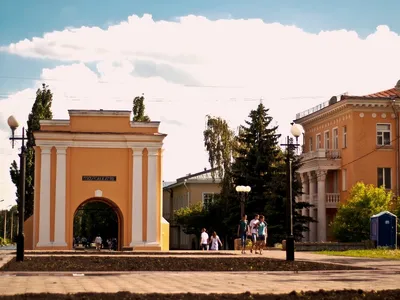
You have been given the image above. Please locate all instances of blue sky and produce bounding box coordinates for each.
[1,0,399,98]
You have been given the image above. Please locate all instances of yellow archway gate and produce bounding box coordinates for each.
[23,109,170,251]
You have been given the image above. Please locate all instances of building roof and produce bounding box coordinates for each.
[163,168,221,189]
[371,211,397,218]
[295,80,400,121]
[342,86,400,100]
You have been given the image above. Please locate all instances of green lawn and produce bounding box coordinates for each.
[316,249,400,260]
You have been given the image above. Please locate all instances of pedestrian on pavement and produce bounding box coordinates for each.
[94,234,102,251]
[209,231,223,251]
[237,214,248,254]
[256,215,267,255]
[249,214,260,254]
[200,228,209,250]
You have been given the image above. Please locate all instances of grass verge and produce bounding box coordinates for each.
[315,249,400,260]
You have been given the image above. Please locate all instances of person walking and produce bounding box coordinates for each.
[200,228,209,250]
[209,231,223,251]
[94,234,102,251]
[237,214,248,254]
[249,214,259,254]
[256,215,267,255]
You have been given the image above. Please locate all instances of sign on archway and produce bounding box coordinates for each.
[24,109,169,251]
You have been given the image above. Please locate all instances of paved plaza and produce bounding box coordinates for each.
[0,249,399,295]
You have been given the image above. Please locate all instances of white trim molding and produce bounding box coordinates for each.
[68,109,131,117]
[54,146,67,247]
[34,139,164,149]
[37,146,51,247]
[147,147,159,243]
[130,147,144,247]
[130,121,160,128]
[40,120,70,126]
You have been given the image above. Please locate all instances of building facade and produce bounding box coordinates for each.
[295,81,400,242]
[24,109,169,251]
[163,168,221,249]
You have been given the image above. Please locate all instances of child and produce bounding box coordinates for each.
[209,231,223,250]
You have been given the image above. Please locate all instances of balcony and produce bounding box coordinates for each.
[301,193,340,208]
[301,149,341,161]
[326,193,340,208]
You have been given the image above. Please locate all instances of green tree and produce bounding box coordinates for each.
[132,94,150,122]
[9,84,53,220]
[232,104,314,244]
[331,182,393,242]
[73,202,118,240]
[174,202,209,237]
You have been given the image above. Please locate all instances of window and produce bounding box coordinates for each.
[342,169,347,191]
[342,126,347,148]
[324,131,330,149]
[376,124,391,146]
[309,137,313,152]
[377,168,391,189]
[333,128,339,149]
[202,193,214,210]
[316,134,321,150]
[333,171,339,192]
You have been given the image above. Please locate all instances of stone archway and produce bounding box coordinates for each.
[73,197,124,251]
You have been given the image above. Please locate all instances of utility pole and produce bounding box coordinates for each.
[3,210,6,241]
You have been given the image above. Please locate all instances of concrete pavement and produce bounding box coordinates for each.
[0,250,399,295]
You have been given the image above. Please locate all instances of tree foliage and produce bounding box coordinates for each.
[331,182,394,242]
[9,84,53,220]
[232,103,313,244]
[73,201,118,240]
[175,102,315,248]
[132,94,150,122]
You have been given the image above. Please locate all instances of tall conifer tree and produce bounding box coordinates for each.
[9,83,53,220]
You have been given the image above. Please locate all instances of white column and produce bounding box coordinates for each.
[308,172,317,242]
[317,170,328,242]
[300,173,309,242]
[147,147,159,244]
[130,148,143,247]
[53,147,67,246]
[37,147,51,247]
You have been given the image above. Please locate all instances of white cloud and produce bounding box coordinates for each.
[1,14,400,208]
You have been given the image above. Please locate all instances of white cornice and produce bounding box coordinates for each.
[130,121,160,128]
[297,103,349,125]
[40,120,70,126]
[296,99,399,126]
[35,140,164,149]
[298,159,341,173]
[68,109,131,117]
[33,132,166,141]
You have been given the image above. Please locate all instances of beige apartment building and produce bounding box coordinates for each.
[295,80,400,242]
[163,168,221,249]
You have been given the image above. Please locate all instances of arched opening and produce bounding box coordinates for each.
[72,197,123,251]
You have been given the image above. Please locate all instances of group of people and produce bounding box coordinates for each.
[200,228,223,251]
[74,235,117,251]
[237,214,267,254]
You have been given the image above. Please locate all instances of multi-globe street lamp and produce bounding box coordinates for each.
[235,185,251,217]
[280,122,302,261]
[7,115,26,262]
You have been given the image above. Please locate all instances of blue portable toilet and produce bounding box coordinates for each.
[370,211,397,248]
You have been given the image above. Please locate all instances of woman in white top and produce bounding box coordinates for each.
[209,231,223,250]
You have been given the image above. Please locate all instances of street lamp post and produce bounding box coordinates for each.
[7,115,26,262]
[235,185,251,217]
[280,123,302,261]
